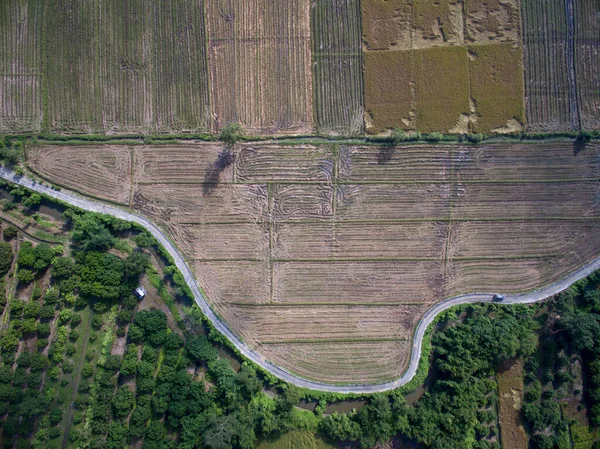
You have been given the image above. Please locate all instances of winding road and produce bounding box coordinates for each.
[2,166,599,394]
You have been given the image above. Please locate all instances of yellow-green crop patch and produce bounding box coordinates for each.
[364,50,414,132]
[415,46,470,132]
[469,43,525,132]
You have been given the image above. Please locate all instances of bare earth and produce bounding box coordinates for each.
[27,141,600,383]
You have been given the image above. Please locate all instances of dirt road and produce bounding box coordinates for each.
[2,167,597,394]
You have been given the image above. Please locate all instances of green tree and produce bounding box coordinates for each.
[0,241,13,274]
[219,123,244,146]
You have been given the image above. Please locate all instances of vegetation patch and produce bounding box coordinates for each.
[364,50,414,132]
[497,361,528,449]
[414,46,471,132]
[469,43,525,133]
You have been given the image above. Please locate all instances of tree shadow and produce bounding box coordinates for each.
[377,146,395,165]
[203,148,235,196]
[573,139,587,156]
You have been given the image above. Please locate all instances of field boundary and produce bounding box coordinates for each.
[1,167,600,393]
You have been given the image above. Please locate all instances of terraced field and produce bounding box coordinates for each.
[27,141,600,383]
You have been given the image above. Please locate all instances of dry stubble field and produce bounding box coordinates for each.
[27,141,600,384]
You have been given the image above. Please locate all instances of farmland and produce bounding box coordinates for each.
[311,0,364,135]
[205,0,313,134]
[26,140,600,383]
[575,0,600,130]
[521,0,573,131]
[361,0,526,133]
[2,0,600,136]
[2,0,211,134]
[0,0,43,133]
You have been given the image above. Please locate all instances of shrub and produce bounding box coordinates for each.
[16,268,34,284]
[0,242,13,274]
[219,122,244,146]
[3,225,18,240]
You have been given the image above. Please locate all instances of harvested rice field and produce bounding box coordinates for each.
[26,140,600,383]
[205,0,313,134]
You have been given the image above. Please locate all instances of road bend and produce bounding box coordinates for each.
[2,167,599,394]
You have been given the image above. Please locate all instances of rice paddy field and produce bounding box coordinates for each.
[2,0,598,136]
[26,140,600,384]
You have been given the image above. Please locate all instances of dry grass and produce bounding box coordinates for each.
[361,0,413,51]
[236,144,334,182]
[273,221,447,260]
[464,0,521,43]
[497,361,528,449]
[273,261,443,305]
[364,50,415,132]
[259,340,409,384]
[27,141,600,383]
[133,144,232,184]
[415,46,471,132]
[469,43,525,133]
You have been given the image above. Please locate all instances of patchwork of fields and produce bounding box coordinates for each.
[2,0,598,135]
[362,0,525,133]
[27,141,600,383]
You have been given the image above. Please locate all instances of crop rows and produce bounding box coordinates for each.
[26,145,132,205]
[574,0,600,130]
[521,0,573,131]
[0,0,43,133]
[152,0,211,133]
[311,0,364,134]
[205,0,313,134]
[26,141,600,383]
[259,340,408,384]
[14,0,211,134]
[44,0,101,132]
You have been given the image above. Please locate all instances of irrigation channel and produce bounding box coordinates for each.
[2,167,600,394]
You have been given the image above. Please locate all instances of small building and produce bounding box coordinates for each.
[134,286,147,299]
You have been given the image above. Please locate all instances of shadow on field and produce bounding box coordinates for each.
[377,146,395,165]
[203,147,235,196]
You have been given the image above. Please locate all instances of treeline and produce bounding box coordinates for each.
[320,304,538,448]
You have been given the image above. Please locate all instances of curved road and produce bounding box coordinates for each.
[2,167,599,394]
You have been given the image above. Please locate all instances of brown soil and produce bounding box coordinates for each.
[28,141,600,383]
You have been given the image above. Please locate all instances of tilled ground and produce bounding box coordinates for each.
[27,141,600,383]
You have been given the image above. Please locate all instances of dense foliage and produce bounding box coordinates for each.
[320,305,538,448]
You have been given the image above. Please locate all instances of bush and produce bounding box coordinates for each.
[0,241,13,274]
[3,225,18,240]
[219,122,244,146]
[16,268,34,284]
